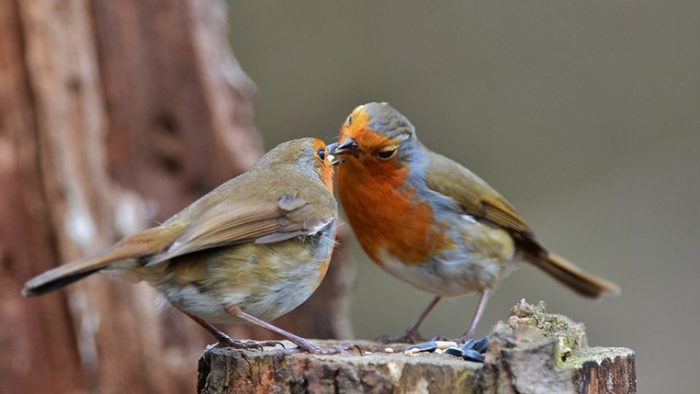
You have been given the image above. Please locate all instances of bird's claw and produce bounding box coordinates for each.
[277,341,362,356]
[213,338,284,351]
[255,340,287,349]
[376,329,426,344]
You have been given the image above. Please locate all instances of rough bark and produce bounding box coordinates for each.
[198,301,636,394]
[1,0,351,392]
[0,1,85,392]
[92,0,261,218]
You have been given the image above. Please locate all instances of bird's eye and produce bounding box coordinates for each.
[317,148,327,160]
[377,148,397,160]
[346,115,352,126]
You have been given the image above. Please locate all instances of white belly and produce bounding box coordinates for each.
[377,249,495,296]
[158,261,323,325]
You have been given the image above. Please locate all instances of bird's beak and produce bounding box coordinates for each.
[329,153,342,166]
[328,138,359,156]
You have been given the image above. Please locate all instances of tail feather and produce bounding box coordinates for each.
[22,261,108,297]
[526,252,621,298]
[22,225,181,297]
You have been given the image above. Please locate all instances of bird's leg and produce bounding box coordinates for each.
[180,309,281,350]
[224,305,352,355]
[404,291,492,363]
[378,295,442,344]
[459,288,491,343]
[427,290,493,363]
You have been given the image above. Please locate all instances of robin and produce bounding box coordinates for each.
[329,102,620,344]
[24,138,341,354]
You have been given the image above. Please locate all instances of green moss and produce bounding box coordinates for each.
[491,299,589,366]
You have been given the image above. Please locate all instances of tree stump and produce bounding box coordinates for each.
[197,300,636,393]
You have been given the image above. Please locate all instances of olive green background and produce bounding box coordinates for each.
[229,2,699,392]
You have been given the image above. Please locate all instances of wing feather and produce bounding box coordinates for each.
[148,195,335,265]
[423,151,533,236]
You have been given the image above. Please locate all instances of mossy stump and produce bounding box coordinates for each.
[197,300,636,393]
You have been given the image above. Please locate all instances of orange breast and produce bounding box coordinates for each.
[337,160,451,265]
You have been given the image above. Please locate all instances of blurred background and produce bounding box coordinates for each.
[229,2,699,393]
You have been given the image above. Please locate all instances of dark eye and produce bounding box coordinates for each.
[317,148,326,160]
[377,148,397,160]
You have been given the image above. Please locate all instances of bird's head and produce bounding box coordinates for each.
[328,102,419,173]
[256,137,338,192]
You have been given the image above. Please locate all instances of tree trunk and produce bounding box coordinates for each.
[0,0,351,393]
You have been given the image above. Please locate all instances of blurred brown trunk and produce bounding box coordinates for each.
[0,0,351,393]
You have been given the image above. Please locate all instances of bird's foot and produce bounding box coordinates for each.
[376,329,426,344]
[279,340,362,356]
[209,335,285,351]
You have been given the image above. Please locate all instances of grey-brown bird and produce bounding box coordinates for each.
[24,138,341,354]
[330,102,620,344]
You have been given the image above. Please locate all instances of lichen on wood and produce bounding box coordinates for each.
[478,300,636,393]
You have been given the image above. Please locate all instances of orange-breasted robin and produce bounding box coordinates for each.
[329,102,620,344]
[24,138,342,354]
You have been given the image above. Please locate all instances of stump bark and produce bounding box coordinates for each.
[197,301,636,394]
